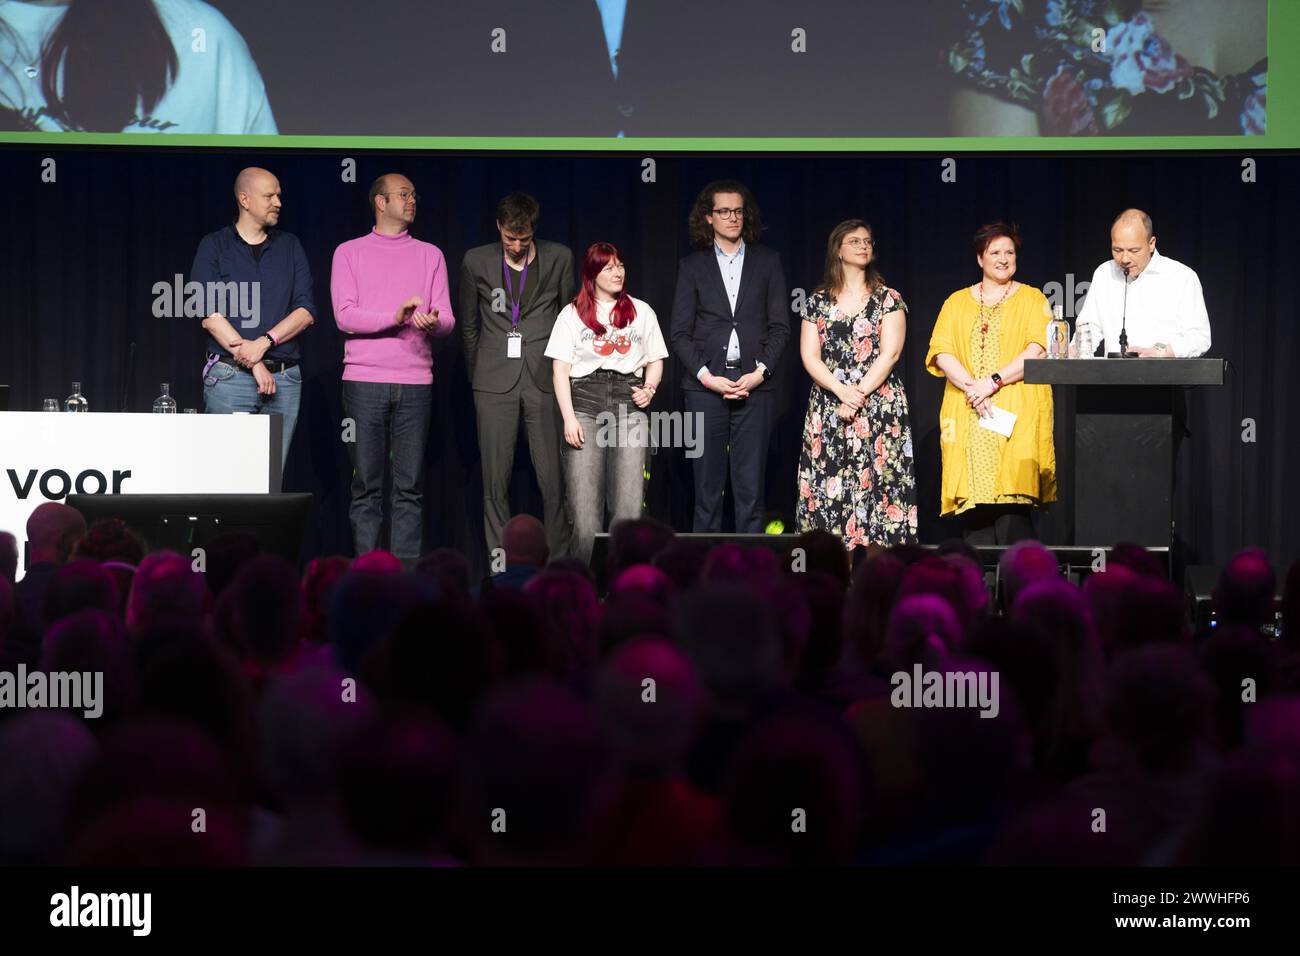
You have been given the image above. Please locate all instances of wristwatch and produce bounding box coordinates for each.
[759,364,772,381]
[990,372,1003,391]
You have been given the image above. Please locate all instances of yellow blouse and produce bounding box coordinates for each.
[925,284,1057,518]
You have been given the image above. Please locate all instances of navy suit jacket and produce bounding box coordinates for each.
[670,243,790,392]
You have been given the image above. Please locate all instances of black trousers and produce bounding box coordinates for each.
[683,370,772,533]
[961,504,1035,545]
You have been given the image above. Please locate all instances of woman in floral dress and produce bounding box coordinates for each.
[797,219,917,550]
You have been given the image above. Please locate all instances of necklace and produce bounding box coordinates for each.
[977,281,1012,341]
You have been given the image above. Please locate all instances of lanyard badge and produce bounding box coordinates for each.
[503,255,529,359]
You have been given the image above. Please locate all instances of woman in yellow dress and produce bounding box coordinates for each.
[925,221,1056,543]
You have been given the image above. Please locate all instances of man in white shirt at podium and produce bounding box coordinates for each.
[1075,209,1211,358]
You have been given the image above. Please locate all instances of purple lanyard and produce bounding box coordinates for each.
[502,254,530,330]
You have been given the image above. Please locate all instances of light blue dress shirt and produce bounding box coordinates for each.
[697,240,764,382]
[594,0,626,78]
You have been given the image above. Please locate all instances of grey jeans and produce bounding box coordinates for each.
[565,370,648,566]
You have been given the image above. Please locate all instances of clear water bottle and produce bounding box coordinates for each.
[153,383,178,414]
[1046,305,1069,358]
[64,382,89,412]
[1076,319,1095,359]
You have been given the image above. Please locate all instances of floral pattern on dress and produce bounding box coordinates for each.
[797,287,917,550]
[949,0,1267,135]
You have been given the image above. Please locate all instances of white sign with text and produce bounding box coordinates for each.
[1,412,277,577]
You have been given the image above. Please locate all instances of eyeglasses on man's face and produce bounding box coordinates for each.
[385,190,418,203]
[710,207,745,220]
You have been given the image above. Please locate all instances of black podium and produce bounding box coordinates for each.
[1024,358,1225,549]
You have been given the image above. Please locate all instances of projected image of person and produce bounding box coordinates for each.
[925,222,1056,545]
[206,0,936,138]
[0,0,275,133]
[796,220,917,551]
[945,0,1267,136]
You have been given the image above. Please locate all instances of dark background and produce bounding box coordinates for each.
[0,147,1294,576]
[205,0,1268,139]
[206,0,948,137]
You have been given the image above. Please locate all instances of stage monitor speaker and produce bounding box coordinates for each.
[1182,564,1283,638]
[1184,564,1218,633]
[65,493,313,568]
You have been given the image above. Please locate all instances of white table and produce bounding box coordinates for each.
[1,412,280,577]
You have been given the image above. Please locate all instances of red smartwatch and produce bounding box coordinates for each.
[990,373,1003,392]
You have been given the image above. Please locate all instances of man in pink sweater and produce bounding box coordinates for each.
[330,173,455,566]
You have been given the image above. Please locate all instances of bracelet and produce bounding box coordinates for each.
[265,331,278,347]
[643,383,656,393]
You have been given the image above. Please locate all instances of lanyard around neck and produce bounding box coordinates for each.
[502,253,531,329]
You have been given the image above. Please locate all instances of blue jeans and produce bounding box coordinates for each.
[203,358,301,469]
[342,380,433,563]
[564,370,648,566]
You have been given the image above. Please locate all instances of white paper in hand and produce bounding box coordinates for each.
[976,404,1017,438]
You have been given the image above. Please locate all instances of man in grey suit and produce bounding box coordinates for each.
[460,193,575,558]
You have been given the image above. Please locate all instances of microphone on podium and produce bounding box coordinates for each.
[1118,263,1137,358]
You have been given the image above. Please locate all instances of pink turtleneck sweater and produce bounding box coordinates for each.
[330,229,456,384]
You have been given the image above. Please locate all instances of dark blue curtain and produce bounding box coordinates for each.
[2,147,1295,574]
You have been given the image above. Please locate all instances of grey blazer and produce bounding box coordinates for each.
[458,239,576,394]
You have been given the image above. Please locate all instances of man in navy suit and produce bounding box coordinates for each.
[671,180,790,533]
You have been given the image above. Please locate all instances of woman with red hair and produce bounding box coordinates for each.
[545,243,668,565]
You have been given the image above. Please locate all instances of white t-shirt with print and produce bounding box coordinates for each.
[545,296,669,379]
[0,0,276,133]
